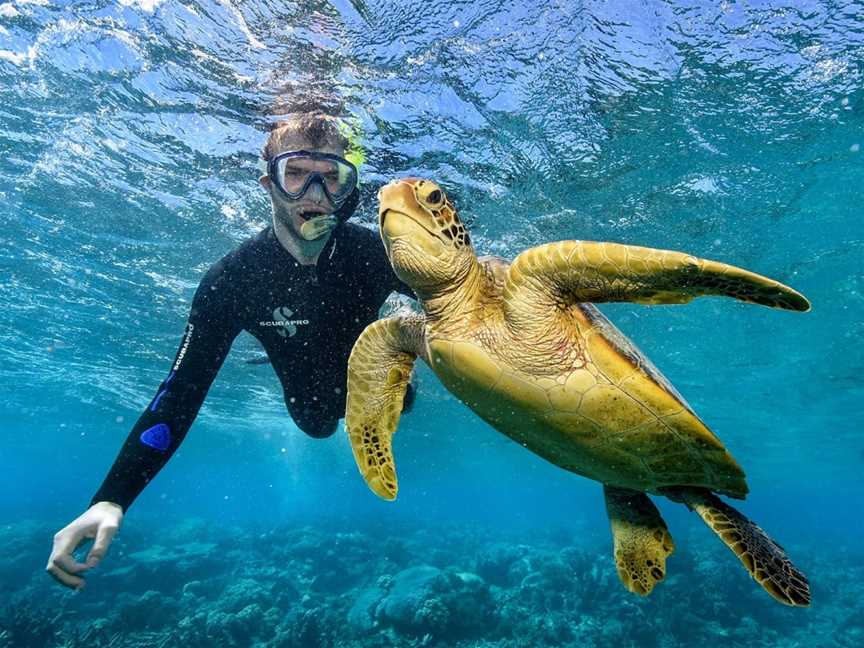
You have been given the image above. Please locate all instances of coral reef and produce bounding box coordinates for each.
[1,518,856,647]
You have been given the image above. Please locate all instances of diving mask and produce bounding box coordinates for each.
[267,150,359,206]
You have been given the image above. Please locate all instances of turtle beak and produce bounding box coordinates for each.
[379,180,414,239]
[377,184,391,230]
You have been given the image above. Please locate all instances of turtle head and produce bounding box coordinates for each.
[377,178,475,295]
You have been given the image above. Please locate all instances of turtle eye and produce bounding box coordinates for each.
[426,189,442,205]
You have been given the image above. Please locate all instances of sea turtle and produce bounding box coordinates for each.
[346,178,811,607]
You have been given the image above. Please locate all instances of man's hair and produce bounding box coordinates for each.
[261,112,349,160]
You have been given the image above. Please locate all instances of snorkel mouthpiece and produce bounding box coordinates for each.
[299,214,338,240]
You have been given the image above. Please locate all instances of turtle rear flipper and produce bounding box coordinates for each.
[346,314,426,501]
[604,486,675,596]
[677,488,811,607]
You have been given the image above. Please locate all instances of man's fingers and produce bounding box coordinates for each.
[51,551,90,575]
[47,504,123,591]
[45,562,85,590]
[86,523,118,566]
[50,530,90,574]
[46,531,90,590]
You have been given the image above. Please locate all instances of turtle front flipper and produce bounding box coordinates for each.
[676,488,811,607]
[604,485,675,596]
[346,314,426,501]
[502,241,810,327]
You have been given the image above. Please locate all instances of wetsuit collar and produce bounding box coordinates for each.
[266,225,340,271]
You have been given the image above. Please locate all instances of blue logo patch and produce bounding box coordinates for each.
[140,423,171,451]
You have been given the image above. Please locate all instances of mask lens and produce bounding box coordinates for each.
[278,158,313,194]
[273,153,357,203]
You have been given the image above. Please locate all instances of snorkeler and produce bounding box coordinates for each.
[46,112,415,590]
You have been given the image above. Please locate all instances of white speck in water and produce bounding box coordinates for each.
[453,20,460,27]
[116,416,124,423]
[224,495,229,500]
[281,448,287,453]
[850,143,860,153]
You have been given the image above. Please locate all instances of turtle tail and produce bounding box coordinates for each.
[679,488,811,607]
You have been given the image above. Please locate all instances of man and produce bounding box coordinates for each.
[46,112,413,590]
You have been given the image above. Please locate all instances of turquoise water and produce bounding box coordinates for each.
[1,1,862,646]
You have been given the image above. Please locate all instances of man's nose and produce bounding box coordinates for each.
[305,179,329,203]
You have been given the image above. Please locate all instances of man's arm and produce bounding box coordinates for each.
[89,260,242,513]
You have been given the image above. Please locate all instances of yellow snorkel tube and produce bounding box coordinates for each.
[338,116,366,172]
[297,118,365,240]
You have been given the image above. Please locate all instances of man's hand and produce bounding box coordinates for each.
[46,501,123,590]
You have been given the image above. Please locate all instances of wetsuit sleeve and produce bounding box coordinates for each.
[88,259,242,513]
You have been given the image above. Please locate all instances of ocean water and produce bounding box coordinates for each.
[1,0,862,646]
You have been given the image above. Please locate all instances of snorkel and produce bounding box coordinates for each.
[304,119,364,238]
[303,118,364,239]
[300,179,360,240]
[296,150,359,240]
[299,214,339,241]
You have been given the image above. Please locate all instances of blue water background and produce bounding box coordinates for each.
[1,0,862,644]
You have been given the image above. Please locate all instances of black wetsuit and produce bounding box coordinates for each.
[90,223,411,513]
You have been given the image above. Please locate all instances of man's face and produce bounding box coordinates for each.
[260,134,346,239]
